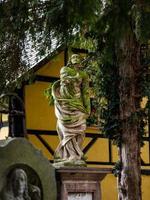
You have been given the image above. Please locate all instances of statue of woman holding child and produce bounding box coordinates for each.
[52,54,91,166]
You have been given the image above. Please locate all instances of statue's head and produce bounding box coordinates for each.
[10,168,28,196]
[70,54,81,65]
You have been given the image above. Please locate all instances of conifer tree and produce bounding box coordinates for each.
[0,1,150,199]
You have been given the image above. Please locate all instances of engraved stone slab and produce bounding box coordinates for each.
[68,193,92,200]
[0,138,57,200]
[56,167,111,200]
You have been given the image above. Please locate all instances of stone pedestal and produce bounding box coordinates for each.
[56,167,111,200]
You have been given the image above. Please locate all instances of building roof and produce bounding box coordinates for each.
[28,45,65,73]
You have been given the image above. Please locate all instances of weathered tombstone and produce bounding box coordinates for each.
[0,138,57,200]
[56,167,110,200]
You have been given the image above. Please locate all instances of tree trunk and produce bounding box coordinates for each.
[118,32,142,200]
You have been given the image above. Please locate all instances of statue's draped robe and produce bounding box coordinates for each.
[52,66,90,161]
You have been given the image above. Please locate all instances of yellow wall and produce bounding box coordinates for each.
[36,51,64,77]
[0,114,8,140]
[142,175,150,200]
[101,174,118,200]
[101,175,150,200]
[24,50,150,200]
[25,82,56,130]
[25,51,64,131]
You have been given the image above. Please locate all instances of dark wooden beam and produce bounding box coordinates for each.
[27,129,57,136]
[27,129,106,138]
[27,129,150,141]
[141,169,150,175]
[27,129,150,167]
[71,48,89,54]
[36,134,54,155]
[83,137,97,154]
[8,92,26,137]
[64,47,68,66]
[35,75,59,83]
[108,139,112,163]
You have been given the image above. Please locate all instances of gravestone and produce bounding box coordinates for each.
[56,167,111,200]
[0,138,57,200]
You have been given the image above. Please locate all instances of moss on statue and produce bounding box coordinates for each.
[46,54,91,167]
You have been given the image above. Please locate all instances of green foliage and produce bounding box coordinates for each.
[82,57,100,127]
[112,160,122,177]
[0,0,101,94]
[0,0,149,148]
[0,0,42,93]
[71,32,97,52]
[134,4,150,43]
[89,1,149,147]
[140,44,150,98]
[97,61,121,145]
[44,83,54,105]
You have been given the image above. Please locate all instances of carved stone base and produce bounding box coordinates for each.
[56,167,111,200]
[53,159,87,168]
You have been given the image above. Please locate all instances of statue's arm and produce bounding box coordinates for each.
[60,66,78,81]
[82,73,91,116]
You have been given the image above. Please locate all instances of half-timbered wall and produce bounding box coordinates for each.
[22,49,150,199]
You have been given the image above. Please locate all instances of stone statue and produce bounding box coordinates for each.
[52,54,91,166]
[0,168,41,200]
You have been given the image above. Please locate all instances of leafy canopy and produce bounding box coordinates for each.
[0,0,149,143]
